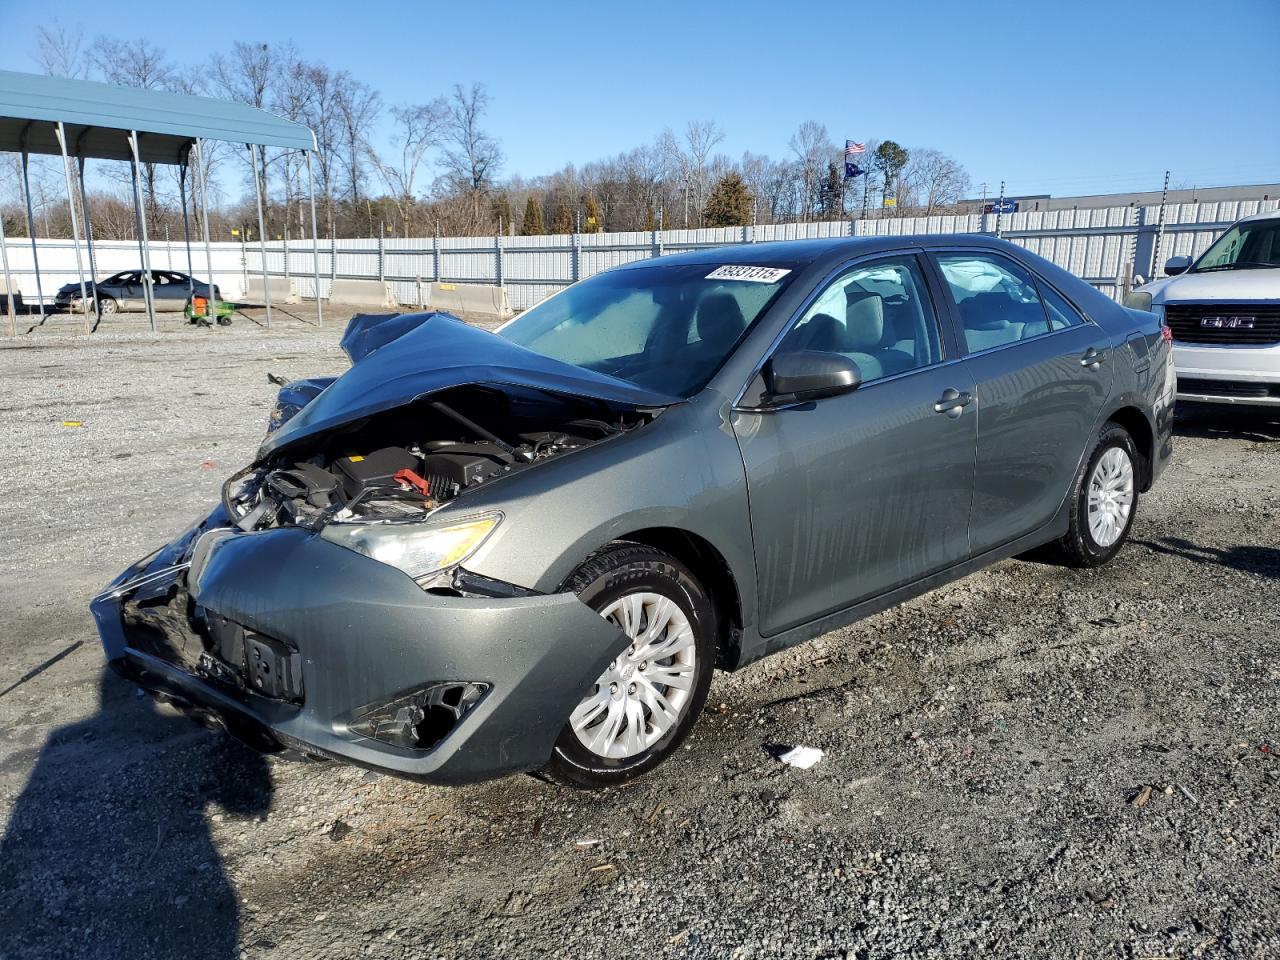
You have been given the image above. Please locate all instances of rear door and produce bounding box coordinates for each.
[733,252,977,636]
[929,250,1114,555]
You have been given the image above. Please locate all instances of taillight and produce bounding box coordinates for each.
[1161,324,1173,344]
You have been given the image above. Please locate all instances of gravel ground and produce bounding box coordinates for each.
[0,316,1277,960]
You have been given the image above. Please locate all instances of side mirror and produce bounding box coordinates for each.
[764,350,862,404]
[1164,255,1192,276]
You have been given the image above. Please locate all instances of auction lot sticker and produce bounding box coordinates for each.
[705,265,791,283]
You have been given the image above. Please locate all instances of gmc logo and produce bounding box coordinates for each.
[1201,315,1256,329]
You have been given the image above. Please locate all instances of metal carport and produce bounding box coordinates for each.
[0,69,323,335]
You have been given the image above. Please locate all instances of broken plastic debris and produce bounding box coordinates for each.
[61,420,84,428]
[573,838,601,850]
[777,745,824,769]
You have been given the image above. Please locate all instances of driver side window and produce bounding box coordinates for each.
[778,255,942,385]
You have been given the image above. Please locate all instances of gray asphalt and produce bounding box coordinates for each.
[0,314,1277,959]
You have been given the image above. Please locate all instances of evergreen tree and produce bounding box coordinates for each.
[492,193,512,233]
[519,195,544,235]
[703,172,754,227]
[818,161,844,218]
[872,140,910,207]
[551,200,573,234]
[583,195,603,233]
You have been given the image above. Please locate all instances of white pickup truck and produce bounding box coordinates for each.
[1127,210,1280,406]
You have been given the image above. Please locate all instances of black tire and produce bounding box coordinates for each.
[1052,422,1141,568]
[535,542,716,790]
[97,296,118,316]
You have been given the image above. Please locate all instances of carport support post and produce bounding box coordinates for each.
[76,157,100,325]
[0,210,15,336]
[249,143,272,328]
[127,130,158,332]
[194,140,218,323]
[305,150,322,326]
[54,122,90,334]
[178,156,195,303]
[18,148,45,322]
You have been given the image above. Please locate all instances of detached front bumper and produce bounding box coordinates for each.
[91,523,630,783]
[1173,342,1280,406]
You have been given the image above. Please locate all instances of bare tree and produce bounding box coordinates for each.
[902,148,971,215]
[334,77,381,229]
[788,121,835,221]
[369,101,446,234]
[34,22,89,79]
[438,83,502,232]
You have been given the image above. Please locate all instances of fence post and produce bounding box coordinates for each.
[433,227,441,284]
[495,232,504,288]
[377,223,385,284]
[571,233,581,282]
[652,227,664,260]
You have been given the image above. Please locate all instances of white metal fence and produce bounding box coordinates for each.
[4,198,1276,316]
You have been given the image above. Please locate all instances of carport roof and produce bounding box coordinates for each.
[0,69,316,165]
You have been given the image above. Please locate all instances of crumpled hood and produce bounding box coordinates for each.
[258,312,678,460]
[1141,268,1280,304]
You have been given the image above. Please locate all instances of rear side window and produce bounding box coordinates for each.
[1039,283,1086,329]
[936,253,1051,353]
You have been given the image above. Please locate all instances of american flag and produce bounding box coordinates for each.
[845,140,866,156]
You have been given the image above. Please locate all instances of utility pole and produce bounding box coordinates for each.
[995,181,1006,238]
[1152,169,1171,277]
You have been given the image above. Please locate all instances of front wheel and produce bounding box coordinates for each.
[536,542,716,790]
[96,296,118,316]
[1053,422,1140,567]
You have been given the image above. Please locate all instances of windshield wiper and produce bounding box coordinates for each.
[1195,261,1276,272]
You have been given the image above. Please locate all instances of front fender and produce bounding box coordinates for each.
[439,399,760,635]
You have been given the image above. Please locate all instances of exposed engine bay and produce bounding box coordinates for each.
[224,384,650,531]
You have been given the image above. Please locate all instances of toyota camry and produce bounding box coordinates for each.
[93,235,1175,789]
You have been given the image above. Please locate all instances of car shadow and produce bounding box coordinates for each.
[0,668,273,959]
[1132,536,1280,580]
[1174,403,1280,442]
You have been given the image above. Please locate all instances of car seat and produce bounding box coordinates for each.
[846,292,914,378]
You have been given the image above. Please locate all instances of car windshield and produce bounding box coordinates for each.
[497,263,795,398]
[1193,220,1280,272]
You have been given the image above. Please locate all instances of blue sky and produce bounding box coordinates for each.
[3,0,1278,197]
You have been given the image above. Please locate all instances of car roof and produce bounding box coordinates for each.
[1235,209,1280,226]
[613,233,1022,274]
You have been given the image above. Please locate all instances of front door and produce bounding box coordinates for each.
[931,251,1115,555]
[733,253,977,637]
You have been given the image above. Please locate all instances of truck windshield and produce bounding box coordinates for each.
[497,263,794,398]
[1193,220,1280,272]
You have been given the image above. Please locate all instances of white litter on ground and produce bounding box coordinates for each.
[778,746,824,769]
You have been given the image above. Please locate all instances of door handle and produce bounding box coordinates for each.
[933,387,973,418]
[1080,347,1107,369]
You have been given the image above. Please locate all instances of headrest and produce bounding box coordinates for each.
[960,292,1016,330]
[796,312,843,352]
[696,293,746,346]
[845,292,885,351]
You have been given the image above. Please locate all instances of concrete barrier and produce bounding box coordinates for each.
[329,279,398,309]
[427,282,512,320]
[245,276,299,304]
[0,277,22,313]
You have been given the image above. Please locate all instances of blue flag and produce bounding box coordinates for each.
[844,161,866,180]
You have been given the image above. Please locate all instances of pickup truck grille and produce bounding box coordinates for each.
[1165,303,1280,346]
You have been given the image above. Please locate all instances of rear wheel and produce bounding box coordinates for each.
[1053,422,1140,567]
[536,542,716,789]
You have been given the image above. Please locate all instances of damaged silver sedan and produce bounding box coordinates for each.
[93,236,1173,788]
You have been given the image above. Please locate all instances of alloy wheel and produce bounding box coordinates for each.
[1087,446,1134,548]
[571,591,697,760]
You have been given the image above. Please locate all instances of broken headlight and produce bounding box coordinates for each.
[320,513,500,584]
